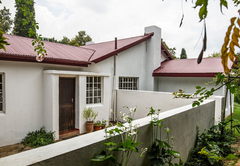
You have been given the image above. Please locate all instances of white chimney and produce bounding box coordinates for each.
[86,41,95,45]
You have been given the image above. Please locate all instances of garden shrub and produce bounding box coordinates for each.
[185,120,236,166]
[21,126,55,148]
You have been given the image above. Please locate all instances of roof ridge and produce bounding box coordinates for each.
[81,34,148,47]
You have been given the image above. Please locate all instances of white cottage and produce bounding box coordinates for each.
[0,26,229,147]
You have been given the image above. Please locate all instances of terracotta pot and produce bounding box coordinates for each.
[101,125,106,129]
[94,125,101,131]
[85,122,94,133]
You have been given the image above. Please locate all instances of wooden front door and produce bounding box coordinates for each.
[59,78,75,133]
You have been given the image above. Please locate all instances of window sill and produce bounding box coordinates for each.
[0,112,6,116]
[86,103,103,108]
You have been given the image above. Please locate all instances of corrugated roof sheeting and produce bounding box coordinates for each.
[0,33,156,65]
[82,33,154,63]
[0,34,94,65]
[153,57,233,77]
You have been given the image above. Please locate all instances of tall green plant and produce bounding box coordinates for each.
[92,107,146,166]
[147,107,183,166]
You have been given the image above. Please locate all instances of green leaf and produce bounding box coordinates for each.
[220,0,228,13]
[23,11,27,16]
[199,6,207,21]
[225,154,236,160]
[105,142,116,146]
[194,0,205,7]
[196,86,201,89]
[22,18,27,25]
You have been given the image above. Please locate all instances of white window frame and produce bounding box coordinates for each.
[0,73,4,113]
[86,76,102,104]
[119,77,138,90]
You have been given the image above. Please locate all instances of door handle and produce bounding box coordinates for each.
[71,98,73,103]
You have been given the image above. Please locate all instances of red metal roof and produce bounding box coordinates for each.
[0,33,156,66]
[153,57,232,77]
[0,34,93,66]
[82,33,154,63]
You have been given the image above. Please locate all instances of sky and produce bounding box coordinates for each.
[1,0,239,59]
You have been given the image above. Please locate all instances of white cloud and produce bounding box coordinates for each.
[1,0,239,58]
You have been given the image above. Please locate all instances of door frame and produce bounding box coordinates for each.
[59,77,76,133]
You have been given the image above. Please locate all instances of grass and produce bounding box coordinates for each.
[226,102,240,137]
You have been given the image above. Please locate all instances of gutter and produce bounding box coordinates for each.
[0,53,90,67]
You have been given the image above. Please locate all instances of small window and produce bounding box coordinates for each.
[0,74,4,112]
[119,77,138,90]
[86,76,102,104]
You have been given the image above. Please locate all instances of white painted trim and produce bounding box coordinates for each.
[0,113,6,116]
[43,70,110,77]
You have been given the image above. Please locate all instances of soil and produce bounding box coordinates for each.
[0,143,34,158]
[0,133,87,159]
[224,141,240,166]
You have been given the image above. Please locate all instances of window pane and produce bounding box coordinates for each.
[119,83,122,89]
[119,77,138,90]
[0,103,2,111]
[86,76,102,104]
[94,90,98,96]
[94,97,98,103]
[0,75,2,82]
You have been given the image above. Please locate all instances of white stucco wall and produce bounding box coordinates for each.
[116,90,223,124]
[0,61,112,147]
[116,90,193,120]
[0,61,44,147]
[155,77,224,95]
[155,76,233,117]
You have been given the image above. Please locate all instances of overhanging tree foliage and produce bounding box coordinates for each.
[12,0,36,38]
[0,6,13,33]
[161,38,177,59]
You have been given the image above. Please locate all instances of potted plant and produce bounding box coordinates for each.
[83,107,98,133]
[101,119,107,129]
[94,120,101,131]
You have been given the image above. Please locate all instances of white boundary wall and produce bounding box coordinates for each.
[116,90,223,122]
[0,98,216,166]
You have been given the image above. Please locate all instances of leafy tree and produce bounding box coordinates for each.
[0,6,13,33]
[208,52,221,58]
[12,0,36,38]
[0,29,9,50]
[71,31,92,46]
[161,38,177,59]
[48,37,58,43]
[60,36,70,44]
[69,39,79,46]
[180,48,187,59]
